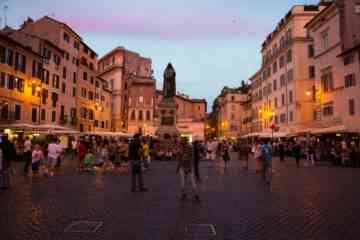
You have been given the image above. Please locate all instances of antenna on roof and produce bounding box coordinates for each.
[3,5,8,27]
[51,12,55,18]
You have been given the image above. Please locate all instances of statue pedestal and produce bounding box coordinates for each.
[155,99,179,139]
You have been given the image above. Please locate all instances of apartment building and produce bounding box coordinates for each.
[17,17,81,127]
[212,86,249,138]
[3,16,112,132]
[76,41,99,132]
[306,0,360,133]
[0,33,43,125]
[2,26,73,127]
[98,47,154,132]
[93,77,112,132]
[0,15,206,136]
[240,92,253,136]
[127,76,156,135]
[251,5,326,135]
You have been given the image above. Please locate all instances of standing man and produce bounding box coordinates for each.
[278,141,285,162]
[47,137,59,177]
[192,138,202,182]
[260,139,272,184]
[0,135,16,189]
[177,137,200,201]
[293,141,301,168]
[129,133,147,192]
[23,136,32,176]
[55,138,64,169]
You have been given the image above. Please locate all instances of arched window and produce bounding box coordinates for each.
[138,110,143,121]
[146,110,151,121]
[130,110,135,120]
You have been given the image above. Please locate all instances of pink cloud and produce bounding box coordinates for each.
[65,7,269,39]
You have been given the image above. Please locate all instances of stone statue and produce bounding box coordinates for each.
[163,63,176,100]
[156,63,179,138]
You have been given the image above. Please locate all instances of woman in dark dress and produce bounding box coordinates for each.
[222,141,230,169]
[279,142,285,162]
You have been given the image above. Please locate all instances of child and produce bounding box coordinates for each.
[32,144,44,176]
[83,149,96,171]
[142,142,150,169]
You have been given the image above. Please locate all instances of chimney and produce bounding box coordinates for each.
[319,0,334,6]
[20,17,34,30]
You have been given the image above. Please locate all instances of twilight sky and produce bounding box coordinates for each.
[4,0,318,109]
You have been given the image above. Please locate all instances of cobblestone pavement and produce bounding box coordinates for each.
[1,155,360,240]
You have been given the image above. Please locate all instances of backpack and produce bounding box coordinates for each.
[261,145,272,162]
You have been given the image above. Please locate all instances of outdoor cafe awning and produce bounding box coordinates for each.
[0,123,79,135]
[35,124,70,131]
[0,123,38,131]
[80,131,132,138]
[240,132,272,138]
[51,129,80,135]
[310,125,348,134]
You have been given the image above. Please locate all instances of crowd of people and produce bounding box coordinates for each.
[0,133,233,200]
[2,132,360,198]
[269,138,360,168]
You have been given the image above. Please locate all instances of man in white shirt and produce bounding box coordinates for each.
[210,140,218,160]
[47,137,61,176]
[23,137,32,176]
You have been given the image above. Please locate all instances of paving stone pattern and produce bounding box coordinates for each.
[1,156,360,240]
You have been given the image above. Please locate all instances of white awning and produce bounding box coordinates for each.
[35,124,70,130]
[81,131,132,137]
[240,132,272,138]
[0,123,38,130]
[52,130,80,135]
[272,131,290,138]
[311,125,348,134]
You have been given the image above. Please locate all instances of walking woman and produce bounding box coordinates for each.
[31,144,44,176]
[222,141,230,169]
[293,141,301,168]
